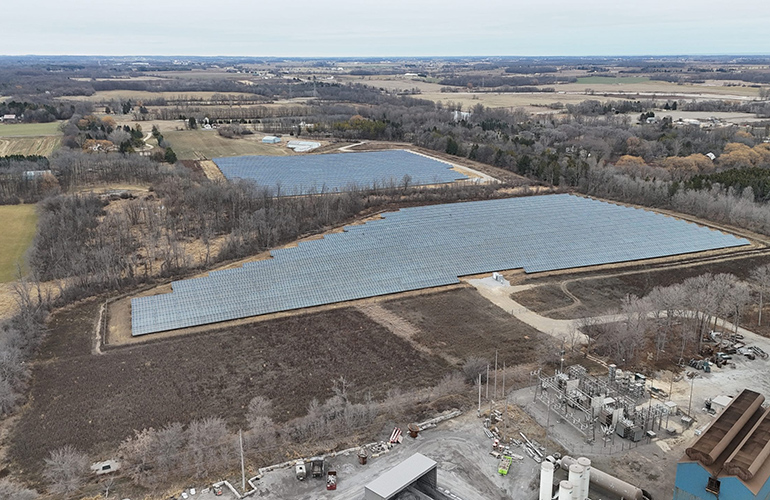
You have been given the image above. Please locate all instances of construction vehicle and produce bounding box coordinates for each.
[295,460,307,481]
[310,457,325,478]
[498,455,513,475]
[326,470,337,490]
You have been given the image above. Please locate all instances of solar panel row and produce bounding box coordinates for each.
[213,149,468,195]
[131,194,751,336]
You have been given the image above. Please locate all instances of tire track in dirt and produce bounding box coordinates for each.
[355,303,460,365]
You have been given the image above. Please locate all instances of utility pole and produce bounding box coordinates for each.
[486,364,489,400]
[494,350,498,400]
[478,373,482,415]
[240,429,246,492]
[688,373,696,417]
[502,362,506,402]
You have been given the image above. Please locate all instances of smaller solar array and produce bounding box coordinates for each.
[213,149,468,195]
[131,195,751,336]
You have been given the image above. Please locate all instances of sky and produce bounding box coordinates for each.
[3,0,770,57]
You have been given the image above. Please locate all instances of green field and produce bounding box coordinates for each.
[575,76,651,84]
[0,121,62,137]
[0,205,38,282]
[164,130,294,160]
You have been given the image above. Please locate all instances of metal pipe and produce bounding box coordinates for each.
[561,455,643,500]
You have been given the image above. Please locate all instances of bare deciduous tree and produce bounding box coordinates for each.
[43,445,89,496]
[0,479,38,500]
[462,357,488,383]
[751,264,770,326]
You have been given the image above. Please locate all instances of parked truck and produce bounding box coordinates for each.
[326,470,337,490]
[310,457,325,478]
[498,455,513,476]
[295,460,307,481]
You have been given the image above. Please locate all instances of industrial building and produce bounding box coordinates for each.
[262,135,281,144]
[364,453,440,500]
[674,389,770,499]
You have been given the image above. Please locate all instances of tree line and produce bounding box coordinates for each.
[584,266,770,369]
[42,372,470,497]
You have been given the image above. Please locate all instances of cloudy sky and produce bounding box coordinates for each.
[4,0,769,57]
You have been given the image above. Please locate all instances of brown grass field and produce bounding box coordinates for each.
[347,74,762,112]
[0,204,38,282]
[9,286,551,477]
[10,299,450,478]
[60,90,259,102]
[0,136,61,156]
[164,130,298,160]
[383,288,552,365]
[512,252,770,320]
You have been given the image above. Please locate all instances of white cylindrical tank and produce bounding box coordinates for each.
[577,457,592,500]
[568,464,584,500]
[558,480,574,500]
[540,461,555,500]
[561,455,644,500]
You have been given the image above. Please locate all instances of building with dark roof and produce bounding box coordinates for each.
[674,389,770,499]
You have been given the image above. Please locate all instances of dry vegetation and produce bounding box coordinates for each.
[10,286,558,484]
[0,204,38,282]
[10,300,449,480]
[514,253,770,320]
[163,130,296,160]
[383,288,555,366]
[0,136,61,156]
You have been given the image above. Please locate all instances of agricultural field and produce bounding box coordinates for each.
[60,90,259,102]
[551,79,760,98]
[363,73,763,112]
[0,121,62,137]
[164,130,297,160]
[0,204,38,282]
[575,76,651,85]
[0,121,63,156]
[417,91,604,112]
[0,136,61,156]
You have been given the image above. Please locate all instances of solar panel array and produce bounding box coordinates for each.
[131,194,750,336]
[213,149,468,195]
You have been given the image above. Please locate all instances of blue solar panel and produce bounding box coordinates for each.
[131,194,751,336]
[213,150,468,195]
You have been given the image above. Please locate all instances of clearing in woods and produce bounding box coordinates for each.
[163,129,296,160]
[0,204,38,282]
